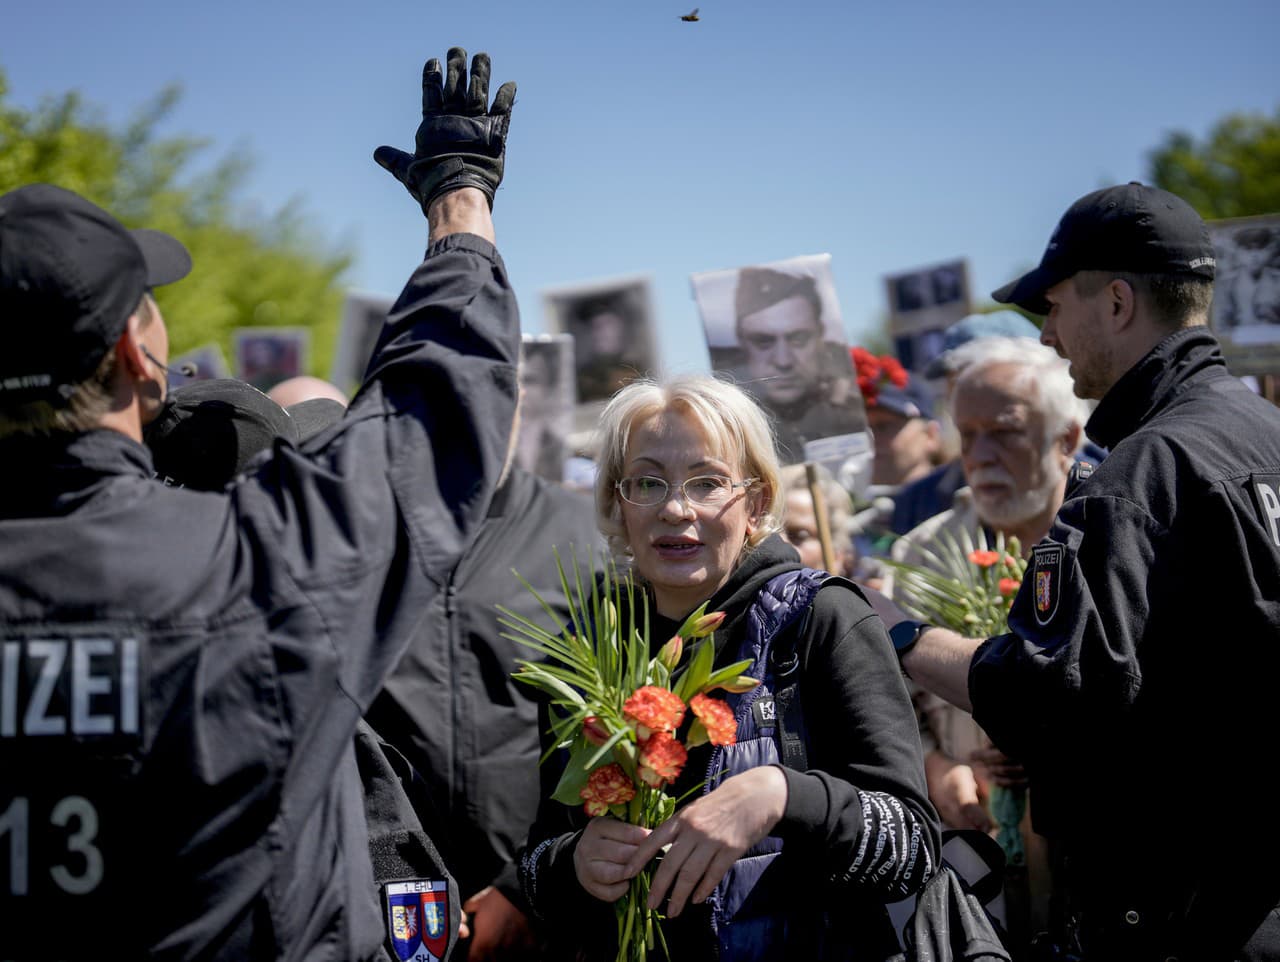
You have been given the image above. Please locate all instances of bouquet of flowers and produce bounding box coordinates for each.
[500,553,758,962]
[881,528,1028,866]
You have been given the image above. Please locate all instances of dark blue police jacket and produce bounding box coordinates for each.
[971,329,1280,961]
[0,234,519,961]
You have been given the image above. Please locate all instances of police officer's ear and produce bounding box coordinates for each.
[115,309,152,383]
[1105,278,1139,330]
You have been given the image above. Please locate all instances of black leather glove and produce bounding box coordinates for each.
[375,47,516,212]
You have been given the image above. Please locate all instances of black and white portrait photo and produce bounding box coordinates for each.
[515,334,576,482]
[542,276,658,406]
[1209,215,1280,339]
[691,253,870,470]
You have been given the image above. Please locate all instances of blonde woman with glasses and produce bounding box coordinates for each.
[519,374,939,961]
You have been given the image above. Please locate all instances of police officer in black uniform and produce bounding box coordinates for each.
[873,183,1280,962]
[0,47,518,961]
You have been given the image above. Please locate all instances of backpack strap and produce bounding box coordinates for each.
[767,574,861,773]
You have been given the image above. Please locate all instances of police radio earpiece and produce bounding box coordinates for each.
[141,345,198,379]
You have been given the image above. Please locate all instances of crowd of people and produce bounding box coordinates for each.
[2,45,1279,962]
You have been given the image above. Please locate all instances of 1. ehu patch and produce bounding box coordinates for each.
[384,878,450,962]
[752,694,777,729]
[1031,542,1065,626]
[1250,474,1280,548]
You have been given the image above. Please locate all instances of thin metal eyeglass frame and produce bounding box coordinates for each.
[615,475,760,507]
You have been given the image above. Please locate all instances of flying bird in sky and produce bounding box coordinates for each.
[680,8,700,21]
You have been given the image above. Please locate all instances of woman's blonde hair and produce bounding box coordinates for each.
[593,373,784,564]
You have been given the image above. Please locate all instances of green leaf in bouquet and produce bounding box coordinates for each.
[551,737,601,806]
[583,724,632,770]
[511,665,588,708]
[497,611,592,673]
[557,546,593,647]
[515,659,609,705]
[611,737,638,782]
[673,635,716,702]
[674,602,710,641]
[540,705,590,762]
[649,660,671,690]
[626,584,650,692]
[700,658,756,694]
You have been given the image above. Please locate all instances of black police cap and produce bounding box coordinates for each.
[145,379,298,491]
[992,182,1216,315]
[0,184,191,405]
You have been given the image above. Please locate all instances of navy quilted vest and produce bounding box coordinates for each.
[703,567,831,960]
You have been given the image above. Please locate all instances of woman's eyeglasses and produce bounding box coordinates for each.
[615,475,758,507]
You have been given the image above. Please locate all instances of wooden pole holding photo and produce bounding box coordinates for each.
[804,462,838,574]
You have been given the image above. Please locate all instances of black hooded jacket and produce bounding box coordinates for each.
[367,466,605,908]
[520,533,940,959]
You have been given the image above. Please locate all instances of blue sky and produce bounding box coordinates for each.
[5,0,1277,376]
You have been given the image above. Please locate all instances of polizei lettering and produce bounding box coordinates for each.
[1251,475,1280,549]
[1,637,140,738]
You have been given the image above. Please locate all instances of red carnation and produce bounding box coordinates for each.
[857,375,878,404]
[637,731,688,787]
[998,577,1021,597]
[850,346,881,382]
[880,355,909,388]
[689,693,737,747]
[623,686,686,739]
[580,763,637,817]
[968,550,1000,567]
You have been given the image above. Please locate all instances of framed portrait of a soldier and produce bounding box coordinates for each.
[690,253,871,477]
[884,257,972,375]
[1207,213,1280,377]
[541,275,659,413]
[515,334,576,482]
[233,328,309,393]
[331,291,396,395]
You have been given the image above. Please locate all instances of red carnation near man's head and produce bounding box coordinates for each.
[880,355,909,388]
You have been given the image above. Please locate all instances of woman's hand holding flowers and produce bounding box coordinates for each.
[575,817,653,902]
[624,766,788,918]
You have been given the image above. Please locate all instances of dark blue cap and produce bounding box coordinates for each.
[870,378,934,420]
[0,184,191,404]
[993,182,1214,315]
[924,311,1042,378]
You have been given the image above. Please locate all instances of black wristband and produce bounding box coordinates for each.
[888,619,931,661]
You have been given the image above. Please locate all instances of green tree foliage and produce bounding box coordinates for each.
[0,69,351,376]
[1147,106,1280,220]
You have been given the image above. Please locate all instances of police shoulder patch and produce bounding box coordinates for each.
[1031,542,1065,626]
[384,878,450,962]
[1249,474,1280,549]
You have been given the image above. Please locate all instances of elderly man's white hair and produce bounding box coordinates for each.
[947,335,1091,452]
